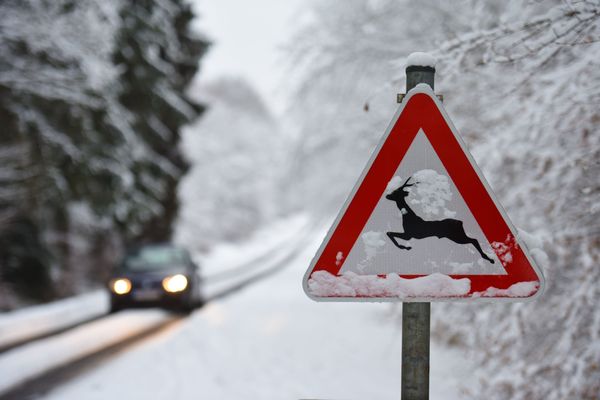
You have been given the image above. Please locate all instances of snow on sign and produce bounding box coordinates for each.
[303,84,545,302]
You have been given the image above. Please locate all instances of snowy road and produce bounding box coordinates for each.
[0,291,110,353]
[4,225,475,400]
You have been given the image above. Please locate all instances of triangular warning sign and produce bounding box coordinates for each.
[303,84,545,302]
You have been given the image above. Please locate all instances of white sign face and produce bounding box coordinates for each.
[340,129,505,277]
[303,85,544,302]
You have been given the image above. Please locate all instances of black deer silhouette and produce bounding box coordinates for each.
[385,177,495,264]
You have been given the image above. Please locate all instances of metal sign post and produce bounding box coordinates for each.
[401,64,435,400]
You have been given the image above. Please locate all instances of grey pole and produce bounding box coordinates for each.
[401,64,434,400]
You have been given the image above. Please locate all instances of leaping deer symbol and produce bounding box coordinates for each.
[385,176,495,264]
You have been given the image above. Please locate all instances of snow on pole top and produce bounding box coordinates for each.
[406,52,436,69]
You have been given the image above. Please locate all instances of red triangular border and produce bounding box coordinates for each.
[303,85,544,301]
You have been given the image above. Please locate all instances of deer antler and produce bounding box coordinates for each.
[400,176,415,189]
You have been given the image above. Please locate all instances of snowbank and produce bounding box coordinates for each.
[307,271,470,298]
[199,214,311,299]
[198,214,309,280]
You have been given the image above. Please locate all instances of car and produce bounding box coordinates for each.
[108,244,203,313]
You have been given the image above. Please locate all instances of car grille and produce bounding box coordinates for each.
[132,278,162,290]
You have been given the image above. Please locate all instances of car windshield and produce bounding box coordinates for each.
[123,246,188,271]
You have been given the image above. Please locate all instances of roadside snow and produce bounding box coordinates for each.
[0,291,109,350]
[199,214,311,299]
[307,271,471,298]
[197,214,309,279]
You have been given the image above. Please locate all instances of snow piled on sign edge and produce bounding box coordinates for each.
[306,225,548,299]
[307,271,471,298]
[472,281,540,298]
[406,52,436,68]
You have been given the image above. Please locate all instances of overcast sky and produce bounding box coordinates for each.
[189,0,306,115]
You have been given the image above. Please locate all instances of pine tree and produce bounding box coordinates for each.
[113,0,207,244]
[0,0,207,307]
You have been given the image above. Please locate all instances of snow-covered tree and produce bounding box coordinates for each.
[0,0,125,300]
[285,0,600,398]
[176,78,284,251]
[0,0,207,307]
[113,0,207,243]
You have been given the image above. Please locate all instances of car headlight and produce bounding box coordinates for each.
[162,274,188,293]
[111,278,132,295]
